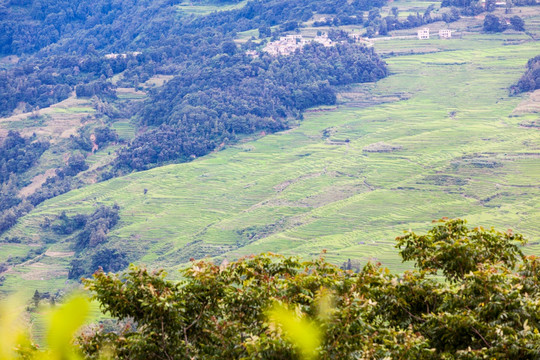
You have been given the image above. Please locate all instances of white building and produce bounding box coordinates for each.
[439,29,452,38]
[349,34,363,42]
[104,51,141,59]
[417,28,430,40]
[313,33,333,47]
[263,33,334,56]
[245,50,259,58]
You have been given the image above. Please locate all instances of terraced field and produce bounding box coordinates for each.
[1,21,539,296]
[176,0,248,15]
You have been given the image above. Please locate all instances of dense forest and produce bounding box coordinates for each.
[0,0,388,116]
[1,0,389,172]
[114,44,387,172]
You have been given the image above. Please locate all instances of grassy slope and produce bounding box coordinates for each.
[176,0,248,16]
[2,16,540,295]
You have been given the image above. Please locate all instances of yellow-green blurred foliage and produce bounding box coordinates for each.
[267,289,335,360]
[267,302,322,360]
[0,294,89,360]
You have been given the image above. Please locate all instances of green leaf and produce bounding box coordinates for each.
[268,302,322,360]
[46,293,90,360]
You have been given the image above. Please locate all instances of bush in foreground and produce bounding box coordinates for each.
[79,218,539,359]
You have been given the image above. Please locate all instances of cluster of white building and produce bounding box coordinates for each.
[417,28,453,40]
[263,33,333,56]
[104,52,142,59]
[479,0,508,8]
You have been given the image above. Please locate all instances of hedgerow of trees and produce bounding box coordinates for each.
[484,14,526,32]
[39,204,125,280]
[76,218,540,359]
[511,54,540,94]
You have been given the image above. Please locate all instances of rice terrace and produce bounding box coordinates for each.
[0,0,539,357]
[1,1,539,295]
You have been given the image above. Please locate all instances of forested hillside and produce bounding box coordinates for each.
[0,0,386,117]
[115,44,386,172]
[0,0,386,172]
[0,0,389,237]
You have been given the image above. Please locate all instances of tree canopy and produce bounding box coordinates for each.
[78,218,538,359]
[511,54,540,94]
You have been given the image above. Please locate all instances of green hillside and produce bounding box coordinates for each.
[2,29,539,295]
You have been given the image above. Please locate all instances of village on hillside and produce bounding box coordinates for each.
[252,32,369,57]
[251,25,460,58]
[261,33,334,56]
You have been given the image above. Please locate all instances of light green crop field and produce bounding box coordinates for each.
[176,0,247,16]
[1,29,540,296]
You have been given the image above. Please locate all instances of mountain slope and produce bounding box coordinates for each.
[2,31,539,294]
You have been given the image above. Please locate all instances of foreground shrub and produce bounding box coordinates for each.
[0,294,90,359]
[80,218,539,359]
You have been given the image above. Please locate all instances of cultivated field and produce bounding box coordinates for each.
[176,0,248,16]
[1,3,539,296]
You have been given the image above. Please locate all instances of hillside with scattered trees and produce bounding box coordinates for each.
[0,0,390,235]
[0,4,539,358]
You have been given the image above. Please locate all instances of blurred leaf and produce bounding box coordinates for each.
[315,288,335,322]
[268,302,321,360]
[46,293,90,360]
[0,295,31,360]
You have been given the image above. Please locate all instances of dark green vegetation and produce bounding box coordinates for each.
[483,14,526,32]
[41,204,123,279]
[0,131,49,184]
[512,54,540,93]
[0,0,388,129]
[0,131,49,232]
[78,219,540,359]
[116,44,386,172]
